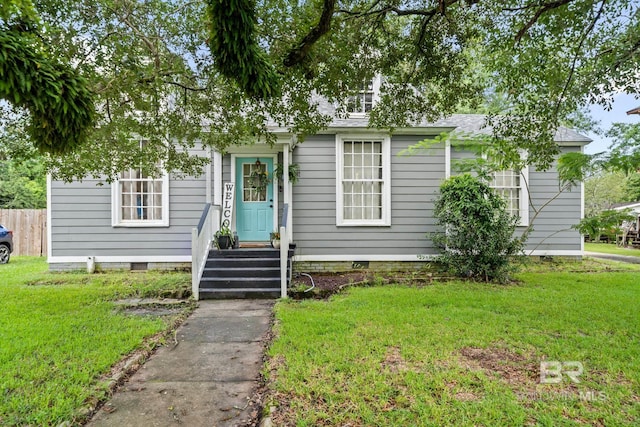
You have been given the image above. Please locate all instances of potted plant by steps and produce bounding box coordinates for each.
[214,226,235,250]
[270,231,280,249]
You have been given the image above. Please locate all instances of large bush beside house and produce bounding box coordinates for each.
[433,174,523,283]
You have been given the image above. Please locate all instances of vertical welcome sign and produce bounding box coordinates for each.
[221,182,235,228]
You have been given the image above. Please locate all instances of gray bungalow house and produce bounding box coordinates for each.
[48,99,590,297]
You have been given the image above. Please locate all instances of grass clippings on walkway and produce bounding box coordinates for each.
[267,267,640,426]
[0,257,194,426]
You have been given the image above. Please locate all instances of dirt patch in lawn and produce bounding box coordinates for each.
[459,346,539,386]
[288,270,443,299]
[380,346,410,373]
[113,298,194,317]
[444,379,482,402]
[289,272,370,298]
[25,277,91,286]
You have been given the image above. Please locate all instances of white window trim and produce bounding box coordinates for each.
[489,166,529,227]
[518,167,530,226]
[346,75,382,117]
[111,171,170,227]
[336,134,391,226]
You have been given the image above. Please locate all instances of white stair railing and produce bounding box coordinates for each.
[280,204,289,298]
[191,204,220,300]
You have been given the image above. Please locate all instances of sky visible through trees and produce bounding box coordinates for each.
[1,0,640,181]
[587,93,640,154]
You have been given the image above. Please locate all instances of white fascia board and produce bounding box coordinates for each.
[48,255,192,264]
[317,127,456,135]
[613,202,640,211]
[556,140,591,147]
[225,144,282,154]
[267,128,587,143]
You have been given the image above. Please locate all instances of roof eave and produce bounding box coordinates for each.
[557,139,592,147]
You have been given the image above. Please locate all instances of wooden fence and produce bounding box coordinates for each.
[0,209,47,256]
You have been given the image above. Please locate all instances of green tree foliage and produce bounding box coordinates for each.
[622,173,640,202]
[0,114,46,208]
[584,171,627,217]
[581,119,640,196]
[604,122,640,173]
[0,2,94,154]
[433,174,523,283]
[205,0,280,99]
[573,209,635,242]
[1,0,639,180]
[0,158,46,209]
[207,0,640,171]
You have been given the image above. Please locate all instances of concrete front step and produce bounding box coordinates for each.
[198,288,281,299]
[205,258,282,269]
[203,267,281,278]
[200,277,281,289]
[199,246,294,299]
[208,248,294,259]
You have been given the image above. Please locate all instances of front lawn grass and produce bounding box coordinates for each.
[268,267,640,426]
[0,257,193,426]
[585,242,640,257]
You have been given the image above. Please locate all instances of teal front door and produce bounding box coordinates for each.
[235,157,274,242]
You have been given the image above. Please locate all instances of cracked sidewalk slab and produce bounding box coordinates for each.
[88,299,274,427]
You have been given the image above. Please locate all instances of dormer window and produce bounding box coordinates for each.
[346,77,380,115]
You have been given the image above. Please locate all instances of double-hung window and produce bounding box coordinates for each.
[112,140,169,227]
[490,168,529,226]
[346,77,381,115]
[336,135,391,226]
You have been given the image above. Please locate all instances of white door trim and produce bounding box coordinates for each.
[230,154,279,238]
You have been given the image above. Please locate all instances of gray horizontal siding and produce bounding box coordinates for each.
[522,147,582,252]
[50,136,584,263]
[293,137,583,257]
[292,134,443,257]
[222,155,231,183]
[50,156,210,259]
[450,146,582,253]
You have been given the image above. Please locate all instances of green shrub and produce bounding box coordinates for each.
[433,174,523,283]
[573,209,635,242]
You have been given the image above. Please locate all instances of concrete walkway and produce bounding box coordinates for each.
[88,300,274,427]
[585,251,640,264]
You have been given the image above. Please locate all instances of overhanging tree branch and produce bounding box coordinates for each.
[283,0,337,67]
[161,80,207,91]
[514,0,575,43]
[553,0,606,118]
[338,0,462,19]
